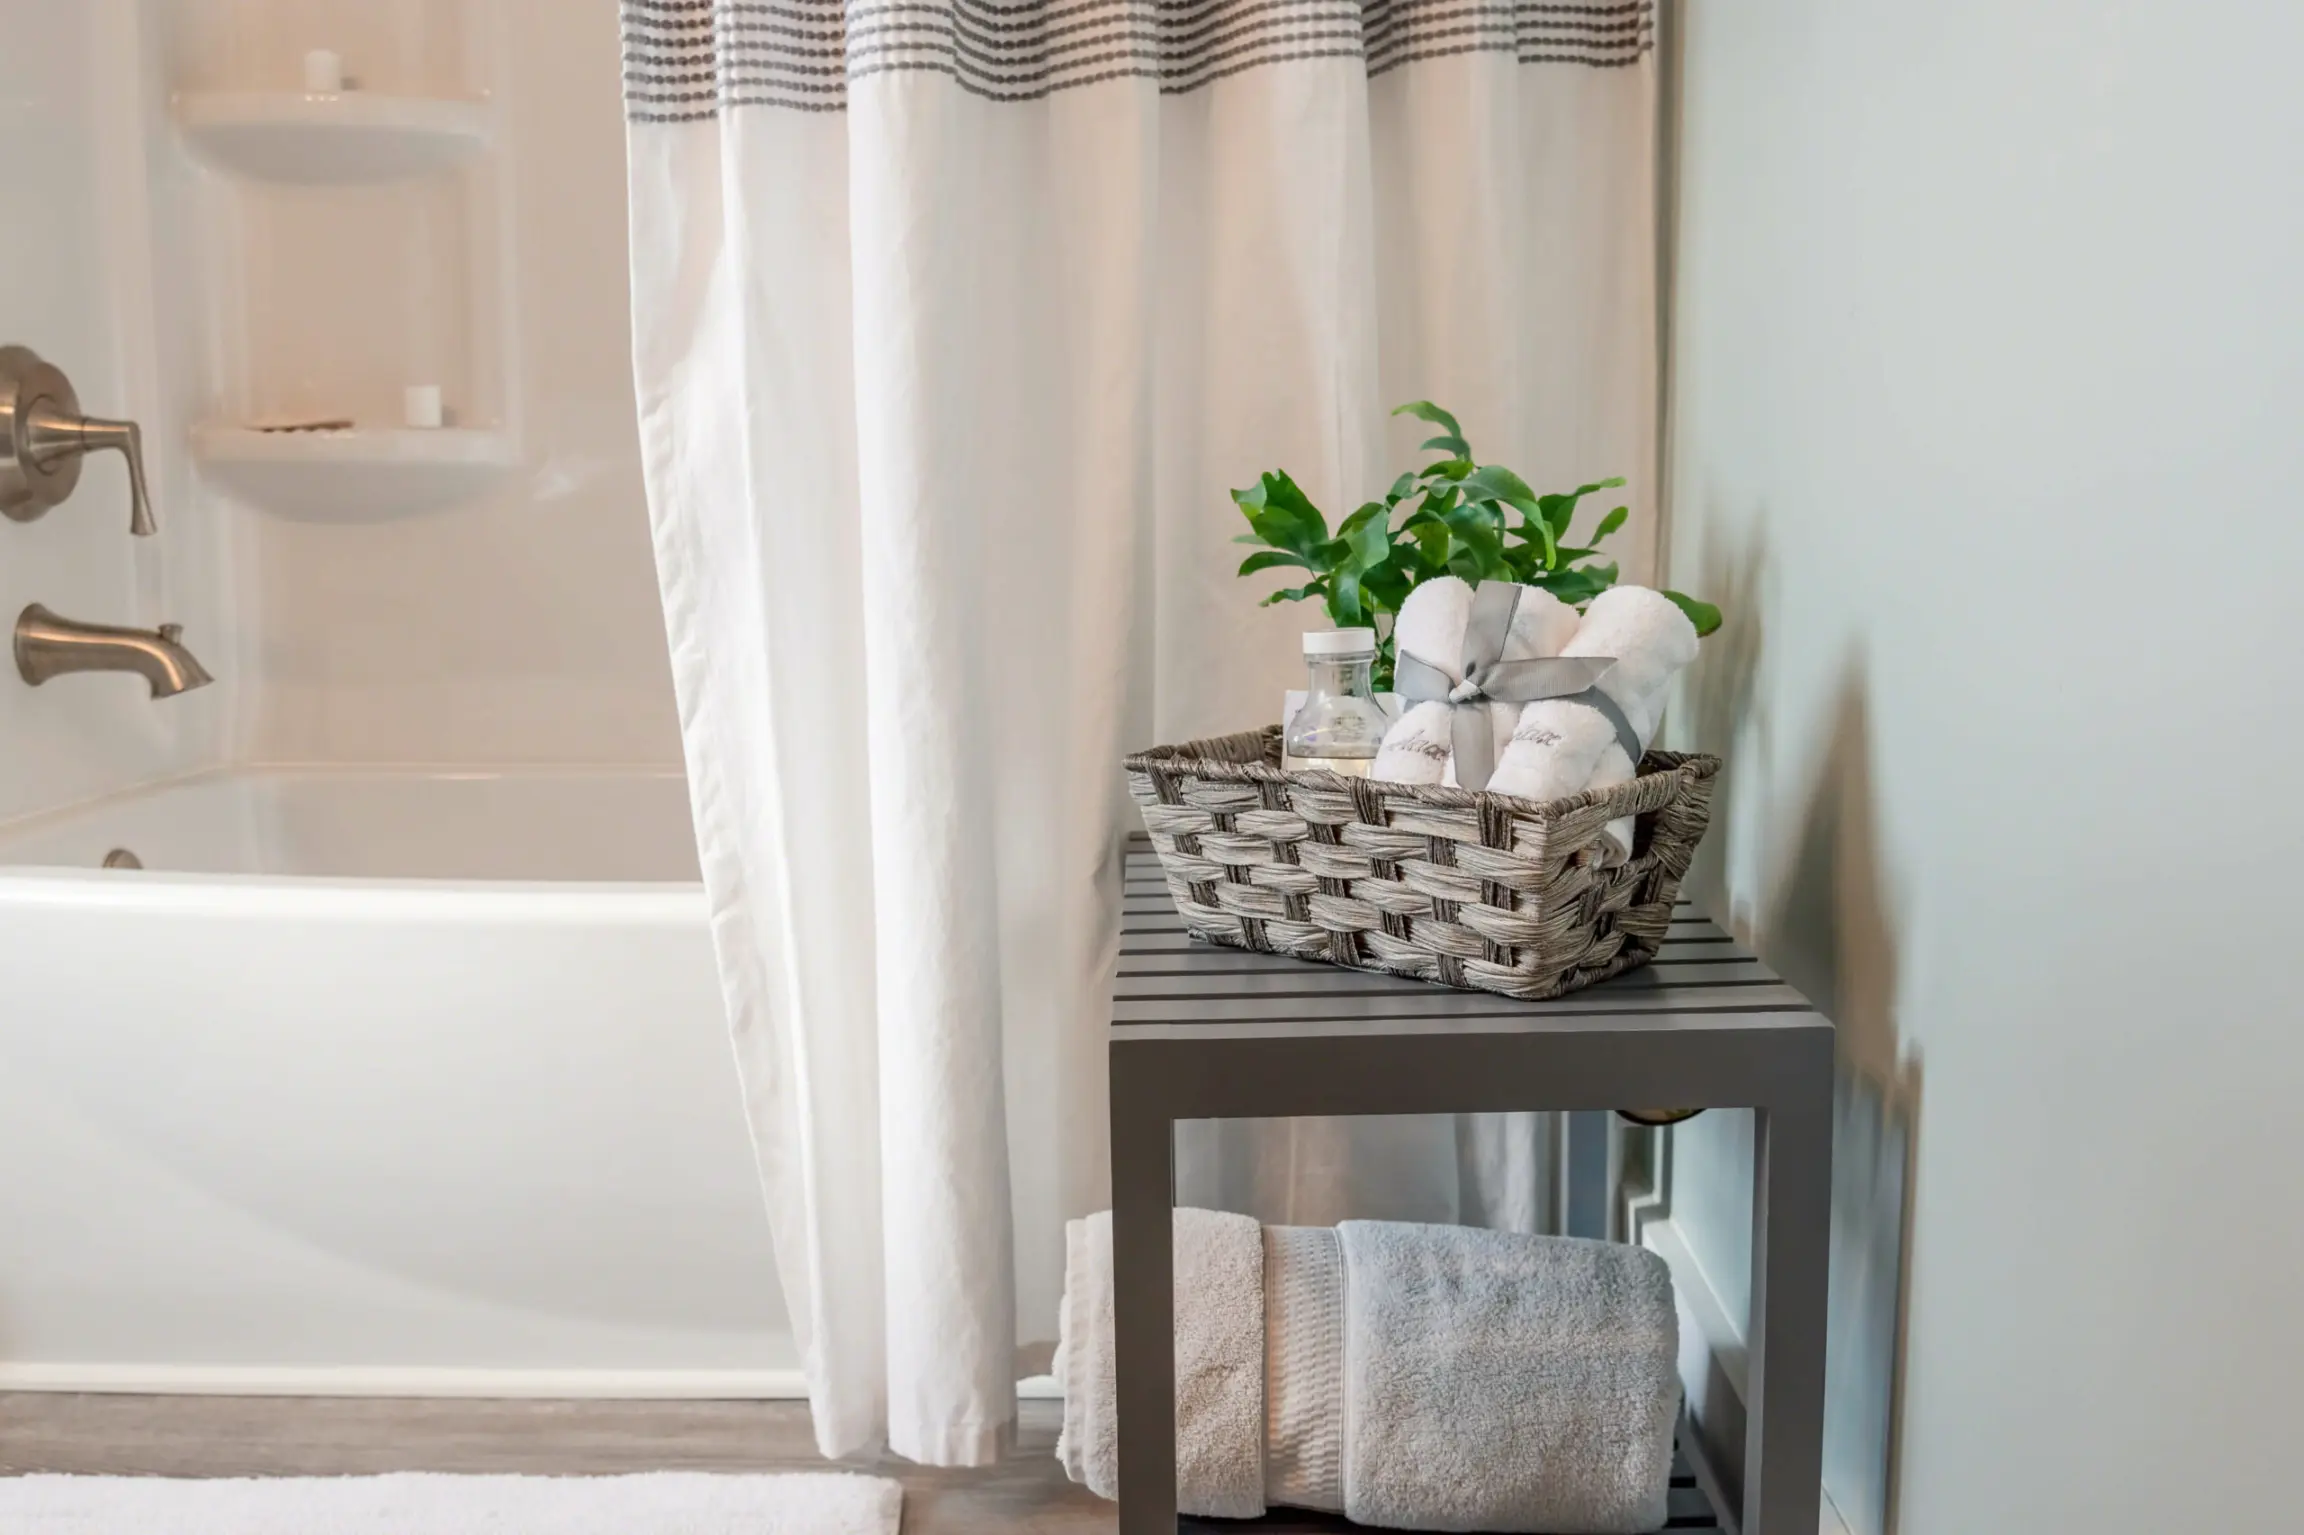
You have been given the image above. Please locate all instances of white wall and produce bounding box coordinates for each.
[1661,4,2304,1532]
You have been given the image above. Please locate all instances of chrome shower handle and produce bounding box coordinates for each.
[25,407,154,535]
[1,345,159,536]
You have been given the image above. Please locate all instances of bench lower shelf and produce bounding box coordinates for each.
[1173,1441,1725,1532]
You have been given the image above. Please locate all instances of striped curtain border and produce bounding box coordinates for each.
[624,0,1652,118]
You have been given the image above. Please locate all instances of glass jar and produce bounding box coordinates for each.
[1283,629,1389,777]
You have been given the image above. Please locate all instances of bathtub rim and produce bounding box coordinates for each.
[0,760,706,907]
[0,866,710,924]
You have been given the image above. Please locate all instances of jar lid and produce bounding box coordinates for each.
[1303,628,1377,656]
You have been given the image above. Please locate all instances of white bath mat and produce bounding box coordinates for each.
[0,1470,902,1533]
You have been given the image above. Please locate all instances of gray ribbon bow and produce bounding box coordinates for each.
[1393,580,1643,793]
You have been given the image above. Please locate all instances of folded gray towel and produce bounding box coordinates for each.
[1058,1212,1681,1534]
[1331,1221,1680,1534]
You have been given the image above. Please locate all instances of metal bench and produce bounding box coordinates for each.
[1110,838,1833,1534]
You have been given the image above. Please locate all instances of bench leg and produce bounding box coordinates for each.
[1111,1090,1176,1535]
[1743,1077,1833,1535]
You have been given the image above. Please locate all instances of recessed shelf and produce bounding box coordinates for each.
[192,425,517,521]
[177,92,491,183]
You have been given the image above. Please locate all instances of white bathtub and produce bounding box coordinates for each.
[0,769,796,1396]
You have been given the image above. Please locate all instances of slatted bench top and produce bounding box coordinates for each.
[1115,840,1824,1041]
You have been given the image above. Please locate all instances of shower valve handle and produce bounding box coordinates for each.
[0,345,158,536]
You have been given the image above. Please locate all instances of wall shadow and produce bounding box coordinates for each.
[1670,515,1922,1535]
[1765,672,1921,1535]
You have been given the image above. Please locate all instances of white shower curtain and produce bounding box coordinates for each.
[621,0,1656,1466]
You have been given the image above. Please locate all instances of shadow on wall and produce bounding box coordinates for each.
[1671,516,1922,1535]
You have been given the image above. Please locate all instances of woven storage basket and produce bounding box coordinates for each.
[1125,724,1721,1000]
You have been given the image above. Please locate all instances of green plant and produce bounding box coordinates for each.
[1233,401,1721,688]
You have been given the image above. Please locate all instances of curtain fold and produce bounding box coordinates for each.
[623,0,1656,1464]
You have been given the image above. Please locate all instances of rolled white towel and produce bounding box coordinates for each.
[1389,576,1476,686]
[1488,701,1623,803]
[1488,586,1698,854]
[1373,700,1455,786]
[1478,584,1580,754]
[1376,580,1580,787]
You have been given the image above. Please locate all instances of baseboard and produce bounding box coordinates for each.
[1644,1217,1853,1535]
[1645,1216,1749,1514]
[0,1363,1070,1403]
[0,1365,814,1398]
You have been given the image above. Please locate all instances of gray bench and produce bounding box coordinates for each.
[1110,838,1833,1534]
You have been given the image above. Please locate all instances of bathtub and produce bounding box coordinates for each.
[0,768,796,1396]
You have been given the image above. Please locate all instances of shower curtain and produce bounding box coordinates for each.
[621,0,1657,1465]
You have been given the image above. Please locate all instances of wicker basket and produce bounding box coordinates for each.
[1124,725,1721,1001]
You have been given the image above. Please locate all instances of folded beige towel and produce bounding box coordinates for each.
[1054,1208,1266,1518]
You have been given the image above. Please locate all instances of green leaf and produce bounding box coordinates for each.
[1236,549,1315,578]
[1420,458,1475,482]
[1459,465,1540,515]
[1536,562,1618,605]
[1391,400,1464,440]
[1531,478,1632,541]
[1450,522,1508,578]
[1663,589,1724,637]
[1536,492,1579,541]
[1471,492,1547,564]
[1330,570,1366,626]
[1245,509,1316,556]
[1591,505,1629,541]
[1419,433,1473,459]
[1231,470,1328,555]
[1440,497,1503,540]
[1361,560,1416,612]
[1408,520,1452,572]
[1258,578,1330,608]
[1341,506,1392,570]
[1386,471,1418,503]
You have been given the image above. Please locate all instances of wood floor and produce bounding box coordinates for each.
[0,1392,1728,1531]
[0,1394,1108,1533]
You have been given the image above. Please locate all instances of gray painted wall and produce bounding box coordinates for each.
[1660,4,2303,1532]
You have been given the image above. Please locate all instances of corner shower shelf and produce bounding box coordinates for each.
[176,92,492,183]
[192,425,516,521]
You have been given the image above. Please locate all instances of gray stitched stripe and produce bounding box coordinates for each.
[622,0,1648,116]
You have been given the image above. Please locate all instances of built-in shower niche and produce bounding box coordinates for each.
[160,0,516,520]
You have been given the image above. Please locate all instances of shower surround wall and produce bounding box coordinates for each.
[160,0,682,765]
[0,2,230,824]
[0,0,772,1393]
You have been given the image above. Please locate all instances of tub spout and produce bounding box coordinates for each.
[14,603,213,699]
